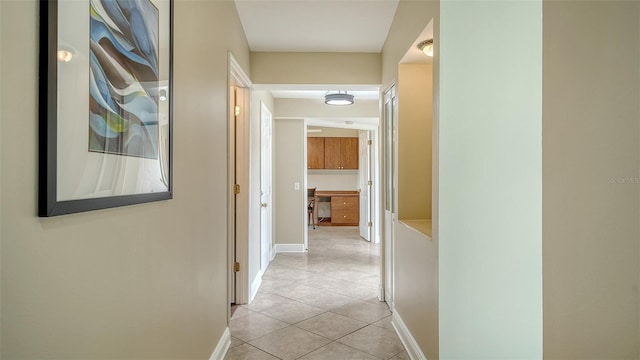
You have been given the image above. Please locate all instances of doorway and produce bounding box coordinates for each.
[305,125,377,238]
[228,54,251,306]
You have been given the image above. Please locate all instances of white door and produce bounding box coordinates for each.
[359,131,371,241]
[383,86,397,304]
[260,102,273,272]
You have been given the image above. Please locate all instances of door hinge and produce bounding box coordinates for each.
[368,222,373,227]
[367,139,372,145]
[367,180,373,186]
[234,105,240,116]
[234,184,240,194]
[234,262,240,272]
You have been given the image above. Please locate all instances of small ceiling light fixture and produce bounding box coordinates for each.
[158,89,168,102]
[417,39,434,57]
[325,91,354,106]
[57,50,73,63]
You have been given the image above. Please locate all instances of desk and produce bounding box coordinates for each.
[315,190,359,226]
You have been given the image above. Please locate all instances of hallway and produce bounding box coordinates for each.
[226,227,407,360]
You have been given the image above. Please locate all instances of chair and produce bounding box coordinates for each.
[307,187,316,229]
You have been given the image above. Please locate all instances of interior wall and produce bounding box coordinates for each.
[0,1,250,358]
[307,171,358,191]
[274,119,305,246]
[275,98,379,119]
[251,52,381,85]
[307,127,359,138]
[439,1,542,358]
[393,222,438,357]
[397,64,432,221]
[249,91,275,286]
[0,1,3,355]
[380,1,439,358]
[542,1,640,358]
[381,0,439,89]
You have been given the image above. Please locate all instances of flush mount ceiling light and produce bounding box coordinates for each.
[417,39,434,57]
[57,50,73,63]
[325,91,354,106]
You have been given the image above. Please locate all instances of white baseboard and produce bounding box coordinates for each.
[271,246,277,260]
[273,243,306,253]
[385,292,393,307]
[209,327,231,360]
[392,310,427,360]
[250,268,264,303]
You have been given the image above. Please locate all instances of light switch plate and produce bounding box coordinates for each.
[294,182,300,190]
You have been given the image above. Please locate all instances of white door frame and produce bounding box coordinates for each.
[372,128,381,245]
[259,102,273,275]
[381,84,397,304]
[359,130,372,241]
[303,120,309,251]
[228,53,252,306]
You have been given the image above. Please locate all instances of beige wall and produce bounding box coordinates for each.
[249,91,275,285]
[0,1,3,355]
[398,64,432,220]
[381,0,439,89]
[380,1,438,358]
[308,172,358,192]
[542,1,640,358]
[274,119,305,246]
[307,127,359,138]
[275,98,379,119]
[394,223,438,357]
[251,52,381,85]
[0,0,250,358]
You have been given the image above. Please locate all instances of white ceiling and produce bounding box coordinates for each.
[234,0,400,52]
[236,1,395,129]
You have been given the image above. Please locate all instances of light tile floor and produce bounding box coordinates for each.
[226,226,408,360]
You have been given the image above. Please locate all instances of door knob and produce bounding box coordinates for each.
[261,203,268,208]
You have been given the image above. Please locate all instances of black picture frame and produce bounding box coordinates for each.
[39,0,174,217]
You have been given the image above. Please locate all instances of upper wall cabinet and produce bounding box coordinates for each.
[307,137,325,169]
[308,137,358,170]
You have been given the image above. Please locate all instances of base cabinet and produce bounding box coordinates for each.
[330,196,359,225]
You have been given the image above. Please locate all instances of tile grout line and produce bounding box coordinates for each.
[227,227,401,360]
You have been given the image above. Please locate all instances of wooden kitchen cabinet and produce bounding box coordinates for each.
[340,137,358,169]
[324,137,342,169]
[323,137,358,170]
[307,137,325,169]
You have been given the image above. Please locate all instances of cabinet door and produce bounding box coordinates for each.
[341,137,359,169]
[331,196,359,224]
[324,137,342,169]
[307,137,325,169]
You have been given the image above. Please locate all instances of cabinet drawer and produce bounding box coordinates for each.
[331,197,358,211]
[331,209,359,224]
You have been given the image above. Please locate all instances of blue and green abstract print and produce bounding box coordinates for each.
[89,0,159,159]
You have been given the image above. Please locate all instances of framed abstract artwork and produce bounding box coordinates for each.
[39,0,173,216]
